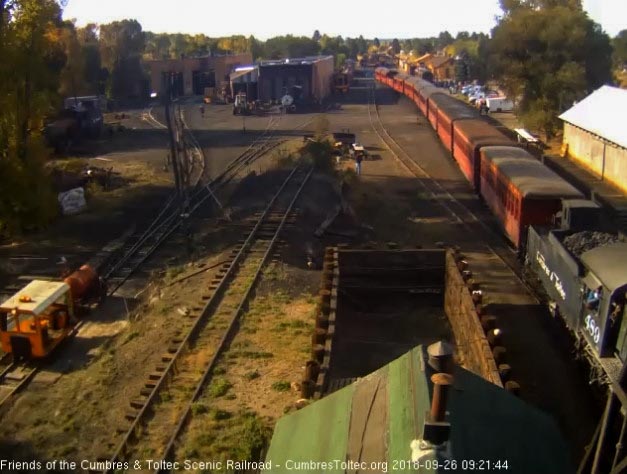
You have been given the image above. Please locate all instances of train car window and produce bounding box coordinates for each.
[586,286,603,312]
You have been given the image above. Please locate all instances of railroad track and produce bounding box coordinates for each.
[101,112,285,295]
[0,318,88,413]
[0,356,37,411]
[366,84,534,295]
[102,165,312,473]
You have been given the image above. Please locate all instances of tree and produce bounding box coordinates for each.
[373,37,380,48]
[0,0,63,235]
[437,31,453,49]
[454,50,470,83]
[391,38,401,55]
[312,30,321,42]
[490,2,612,139]
[263,35,320,59]
[99,19,147,101]
[612,30,627,68]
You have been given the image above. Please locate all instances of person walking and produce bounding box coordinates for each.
[355,153,363,176]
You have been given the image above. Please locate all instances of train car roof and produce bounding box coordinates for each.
[481,146,585,199]
[455,119,514,148]
[375,67,395,77]
[580,242,627,292]
[0,280,70,316]
[430,94,479,120]
[404,76,434,91]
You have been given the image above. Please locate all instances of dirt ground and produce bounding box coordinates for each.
[0,139,344,468]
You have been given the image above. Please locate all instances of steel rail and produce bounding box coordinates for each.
[104,166,311,472]
[156,167,313,473]
[104,107,320,295]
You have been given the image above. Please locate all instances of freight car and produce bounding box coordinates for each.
[479,147,584,248]
[526,206,627,363]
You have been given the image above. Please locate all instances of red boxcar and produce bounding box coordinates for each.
[452,119,514,190]
[430,94,479,152]
[479,146,584,248]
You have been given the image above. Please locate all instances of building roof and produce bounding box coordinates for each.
[429,56,453,69]
[0,280,69,316]
[580,242,627,292]
[481,146,585,199]
[266,346,571,474]
[559,86,627,149]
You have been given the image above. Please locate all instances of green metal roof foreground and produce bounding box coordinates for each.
[265,346,573,474]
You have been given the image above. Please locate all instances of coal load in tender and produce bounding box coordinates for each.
[563,231,622,257]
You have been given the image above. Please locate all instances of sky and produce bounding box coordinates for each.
[62,0,626,39]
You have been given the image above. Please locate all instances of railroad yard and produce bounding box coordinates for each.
[0,67,624,474]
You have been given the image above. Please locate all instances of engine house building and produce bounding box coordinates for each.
[146,52,252,97]
[256,55,334,104]
[559,86,627,194]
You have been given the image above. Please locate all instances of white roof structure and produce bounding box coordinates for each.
[0,280,69,315]
[559,86,627,149]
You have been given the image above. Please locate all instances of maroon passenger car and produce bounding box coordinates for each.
[452,119,514,190]
[479,146,584,248]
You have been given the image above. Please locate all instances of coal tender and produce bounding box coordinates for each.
[526,199,627,362]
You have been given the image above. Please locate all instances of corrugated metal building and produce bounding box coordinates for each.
[559,86,627,194]
[146,52,252,96]
[257,56,334,104]
[265,346,572,474]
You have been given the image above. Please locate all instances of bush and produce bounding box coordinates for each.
[302,139,334,173]
[0,138,58,237]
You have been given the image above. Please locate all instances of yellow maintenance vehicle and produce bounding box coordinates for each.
[0,265,99,360]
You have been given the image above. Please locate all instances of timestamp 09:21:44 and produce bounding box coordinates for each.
[391,459,510,471]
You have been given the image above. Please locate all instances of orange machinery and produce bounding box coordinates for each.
[0,265,98,360]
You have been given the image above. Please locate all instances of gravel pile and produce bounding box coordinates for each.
[563,231,621,256]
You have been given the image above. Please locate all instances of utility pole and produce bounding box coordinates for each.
[164,72,183,209]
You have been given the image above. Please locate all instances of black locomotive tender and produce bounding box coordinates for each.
[526,200,627,366]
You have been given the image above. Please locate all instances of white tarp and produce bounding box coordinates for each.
[58,187,86,215]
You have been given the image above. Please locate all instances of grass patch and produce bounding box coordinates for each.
[240,351,273,359]
[209,378,232,398]
[244,370,260,380]
[212,409,232,421]
[274,319,308,332]
[192,403,210,416]
[271,381,291,392]
[123,330,139,344]
[184,410,271,465]
[165,265,185,281]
